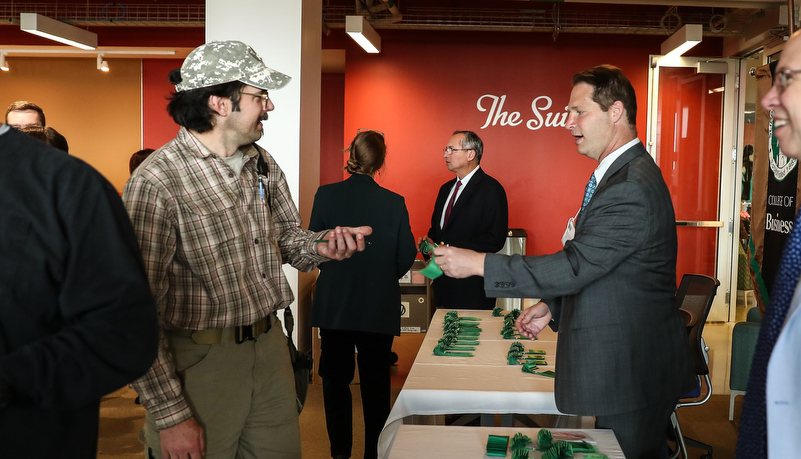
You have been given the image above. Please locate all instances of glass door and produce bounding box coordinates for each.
[647,56,741,322]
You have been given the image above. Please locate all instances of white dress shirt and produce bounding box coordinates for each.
[767,277,801,458]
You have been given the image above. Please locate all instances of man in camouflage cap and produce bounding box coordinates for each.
[123,40,371,459]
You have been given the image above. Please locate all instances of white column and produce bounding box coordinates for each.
[206,0,322,332]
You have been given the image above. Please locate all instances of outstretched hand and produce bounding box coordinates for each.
[431,245,485,278]
[515,302,552,340]
[316,226,373,260]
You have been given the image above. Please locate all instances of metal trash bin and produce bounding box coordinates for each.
[495,228,527,311]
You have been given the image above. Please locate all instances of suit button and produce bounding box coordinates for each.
[510,282,515,288]
[494,282,500,288]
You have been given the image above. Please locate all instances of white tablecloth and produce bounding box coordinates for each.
[379,309,577,458]
[388,425,625,458]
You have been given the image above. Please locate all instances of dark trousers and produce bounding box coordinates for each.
[319,328,394,459]
[0,401,100,458]
[595,398,678,459]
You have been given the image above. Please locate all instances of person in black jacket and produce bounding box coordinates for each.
[0,124,159,458]
[421,130,508,309]
[309,129,417,459]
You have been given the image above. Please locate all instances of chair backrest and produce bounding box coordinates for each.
[746,306,762,323]
[675,274,720,376]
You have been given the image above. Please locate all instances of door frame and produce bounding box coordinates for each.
[646,55,744,322]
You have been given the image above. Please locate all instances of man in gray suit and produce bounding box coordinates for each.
[433,65,695,459]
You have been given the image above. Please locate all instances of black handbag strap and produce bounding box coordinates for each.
[283,308,297,351]
[256,146,269,176]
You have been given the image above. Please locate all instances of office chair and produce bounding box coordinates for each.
[729,306,761,420]
[668,274,720,459]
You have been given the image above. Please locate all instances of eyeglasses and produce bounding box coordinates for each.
[240,91,270,106]
[443,146,472,154]
[357,128,385,138]
[774,69,801,94]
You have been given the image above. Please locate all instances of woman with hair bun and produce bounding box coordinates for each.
[309,129,416,459]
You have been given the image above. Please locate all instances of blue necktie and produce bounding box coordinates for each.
[735,211,801,458]
[581,174,597,211]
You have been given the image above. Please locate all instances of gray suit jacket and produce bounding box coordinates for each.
[484,142,695,416]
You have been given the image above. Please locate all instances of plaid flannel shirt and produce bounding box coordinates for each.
[122,128,327,430]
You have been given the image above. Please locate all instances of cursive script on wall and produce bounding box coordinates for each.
[477,94,569,130]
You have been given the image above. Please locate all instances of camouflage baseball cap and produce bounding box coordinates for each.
[175,40,291,92]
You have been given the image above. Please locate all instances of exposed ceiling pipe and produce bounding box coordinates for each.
[356,0,402,24]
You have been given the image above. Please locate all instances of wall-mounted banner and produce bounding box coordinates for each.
[763,110,799,289]
[752,62,801,313]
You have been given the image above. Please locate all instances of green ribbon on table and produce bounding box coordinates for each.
[501,310,528,339]
[511,433,532,449]
[443,310,482,322]
[440,331,479,346]
[437,337,476,351]
[486,435,509,457]
[433,344,474,357]
[541,441,572,459]
[502,322,524,339]
[522,356,547,365]
[521,361,555,377]
[444,322,481,336]
[537,429,598,455]
[507,341,525,364]
[511,449,529,459]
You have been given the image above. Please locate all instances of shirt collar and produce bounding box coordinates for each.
[179,127,260,162]
[458,165,481,187]
[593,138,640,183]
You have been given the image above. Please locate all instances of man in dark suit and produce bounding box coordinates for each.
[433,66,695,459]
[422,130,508,310]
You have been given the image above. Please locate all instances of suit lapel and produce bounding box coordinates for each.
[596,142,647,190]
[576,142,646,227]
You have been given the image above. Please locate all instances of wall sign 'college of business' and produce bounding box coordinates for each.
[477,94,569,131]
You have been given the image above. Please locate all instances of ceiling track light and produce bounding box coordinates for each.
[20,13,98,50]
[661,24,703,60]
[346,15,381,54]
[97,54,109,72]
[0,53,8,72]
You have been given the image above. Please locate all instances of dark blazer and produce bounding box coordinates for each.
[484,142,695,416]
[0,128,158,457]
[309,174,417,336]
[428,167,508,309]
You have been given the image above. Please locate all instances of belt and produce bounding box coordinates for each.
[172,314,274,345]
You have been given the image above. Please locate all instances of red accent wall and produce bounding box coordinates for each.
[333,30,712,256]
[320,73,346,186]
[142,59,185,149]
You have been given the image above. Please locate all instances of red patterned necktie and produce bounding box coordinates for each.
[444,180,461,225]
